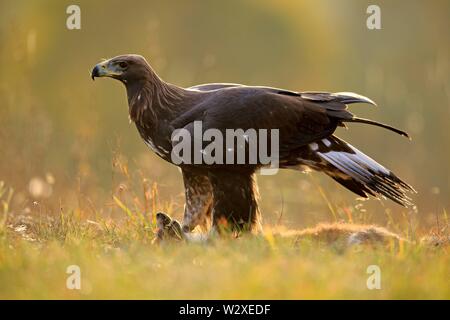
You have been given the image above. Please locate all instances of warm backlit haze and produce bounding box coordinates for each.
[0,0,448,236]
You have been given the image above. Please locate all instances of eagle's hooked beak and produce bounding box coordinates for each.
[91,60,121,81]
[91,61,105,80]
[91,65,99,80]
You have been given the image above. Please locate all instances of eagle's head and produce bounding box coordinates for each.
[91,54,172,123]
[91,54,152,84]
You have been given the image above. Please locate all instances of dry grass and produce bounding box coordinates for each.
[0,180,448,299]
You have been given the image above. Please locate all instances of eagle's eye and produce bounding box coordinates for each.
[118,61,128,69]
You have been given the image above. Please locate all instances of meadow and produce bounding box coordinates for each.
[0,176,448,300]
[0,0,448,299]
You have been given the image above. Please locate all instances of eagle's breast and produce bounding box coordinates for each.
[136,123,172,162]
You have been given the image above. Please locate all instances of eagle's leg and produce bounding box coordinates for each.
[208,170,262,233]
[181,167,213,233]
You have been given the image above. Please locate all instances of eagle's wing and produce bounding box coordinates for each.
[172,87,376,153]
[172,87,407,150]
[188,83,243,91]
[171,87,414,207]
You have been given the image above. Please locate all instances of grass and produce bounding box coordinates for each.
[0,186,448,299]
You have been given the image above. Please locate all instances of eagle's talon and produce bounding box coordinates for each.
[154,212,185,243]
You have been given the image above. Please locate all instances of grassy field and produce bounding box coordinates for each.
[0,0,449,300]
[0,182,448,300]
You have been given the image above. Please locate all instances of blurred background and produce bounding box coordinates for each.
[0,0,448,231]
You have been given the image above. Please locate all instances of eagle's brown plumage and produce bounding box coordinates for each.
[92,54,415,233]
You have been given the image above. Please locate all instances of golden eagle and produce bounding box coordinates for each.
[91,54,415,234]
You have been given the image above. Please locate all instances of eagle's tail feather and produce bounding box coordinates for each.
[311,136,416,207]
[344,117,410,139]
